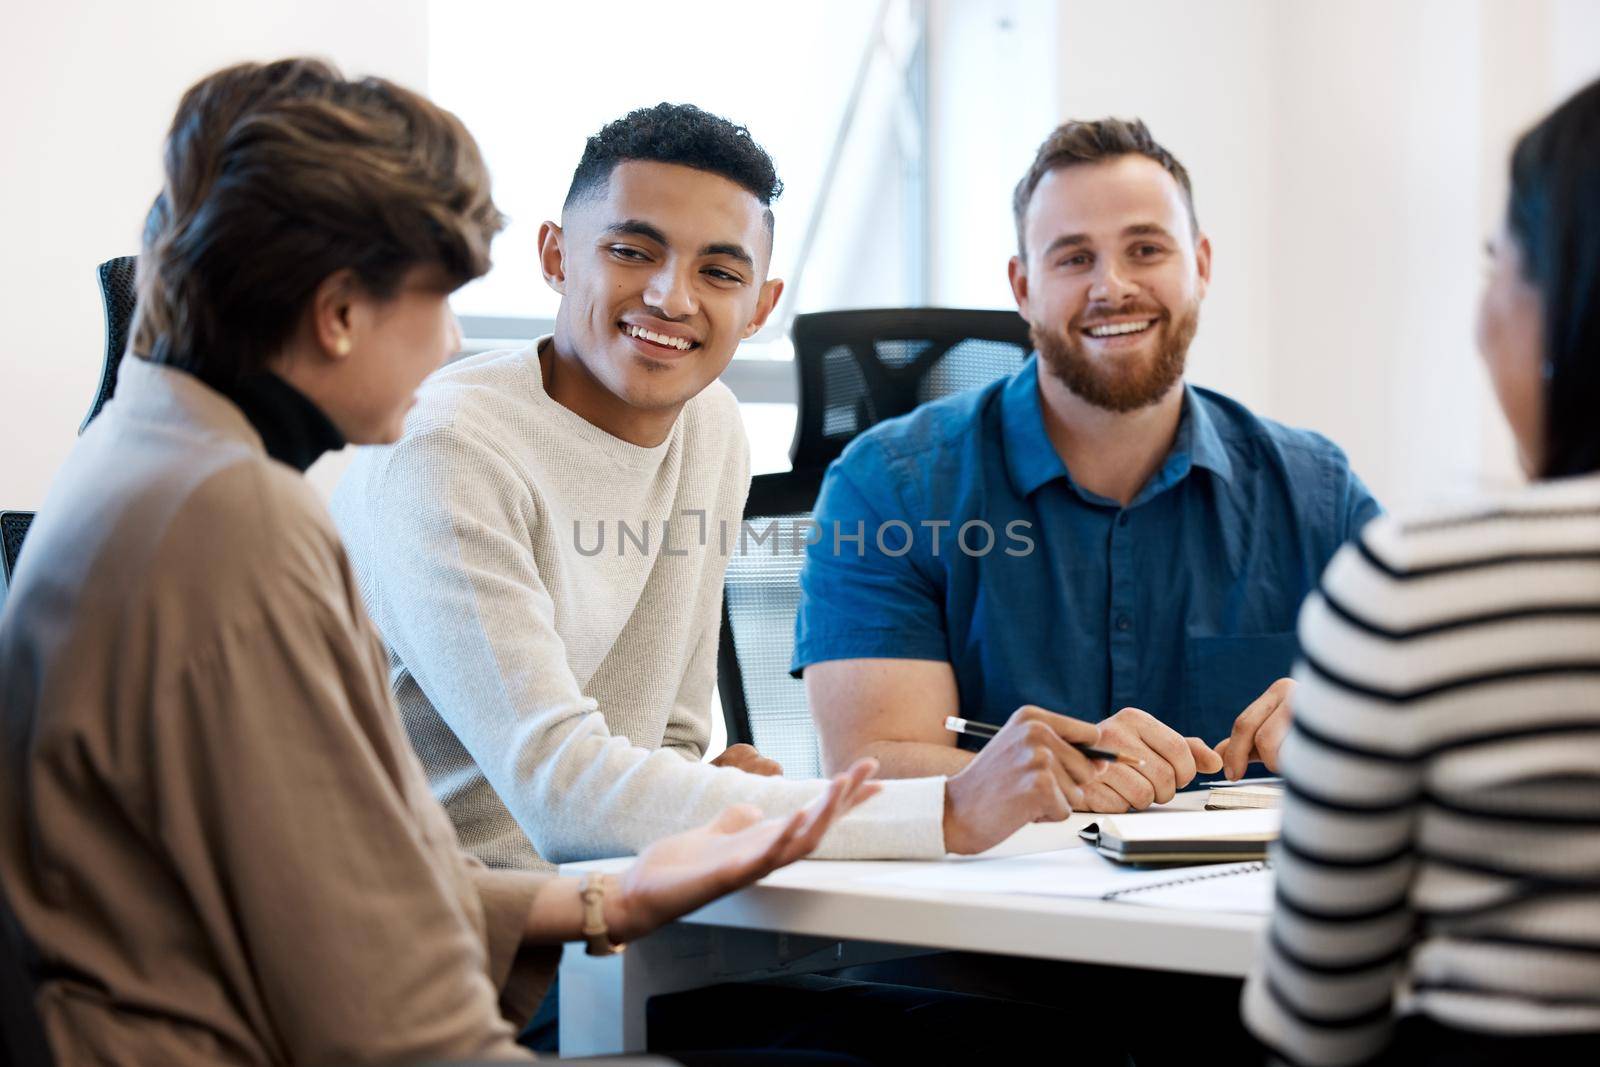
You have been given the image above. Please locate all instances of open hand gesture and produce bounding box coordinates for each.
[607,759,882,942]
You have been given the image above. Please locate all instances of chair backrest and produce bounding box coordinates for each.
[82,256,138,433]
[788,307,1033,470]
[0,512,34,614]
[0,880,55,1067]
[720,308,1033,776]
[718,470,827,778]
[3,257,134,612]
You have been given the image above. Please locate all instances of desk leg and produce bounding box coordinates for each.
[559,921,721,1055]
[558,922,936,1057]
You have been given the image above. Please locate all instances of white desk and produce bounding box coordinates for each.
[559,796,1266,1056]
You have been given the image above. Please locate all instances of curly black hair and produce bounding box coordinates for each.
[563,103,783,221]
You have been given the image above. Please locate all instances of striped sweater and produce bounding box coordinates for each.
[1242,472,1600,1066]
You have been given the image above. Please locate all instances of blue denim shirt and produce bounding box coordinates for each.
[791,356,1380,745]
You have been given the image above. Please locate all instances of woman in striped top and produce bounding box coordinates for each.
[1241,77,1600,1066]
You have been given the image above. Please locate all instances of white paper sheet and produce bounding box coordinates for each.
[858,844,1272,914]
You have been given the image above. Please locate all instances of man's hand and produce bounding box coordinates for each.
[606,759,881,942]
[942,705,1104,855]
[1214,678,1295,780]
[711,743,784,777]
[1079,707,1223,813]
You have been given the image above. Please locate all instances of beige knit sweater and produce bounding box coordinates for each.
[1,358,542,1065]
[331,340,946,869]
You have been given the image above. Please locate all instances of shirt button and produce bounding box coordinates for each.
[1115,615,1132,632]
[1117,513,1130,527]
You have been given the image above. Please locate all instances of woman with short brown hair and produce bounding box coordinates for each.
[0,58,876,1066]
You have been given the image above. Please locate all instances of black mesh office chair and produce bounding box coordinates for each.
[0,511,33,610]
[1,257,136,612]
[788,307,1033,470]
[718,469,828,777]
[83,256,138,432]
[718,309,1034,776]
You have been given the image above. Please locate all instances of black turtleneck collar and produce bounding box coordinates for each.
[224,372,345,472]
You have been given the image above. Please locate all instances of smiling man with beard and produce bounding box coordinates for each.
[796,118,1381,811]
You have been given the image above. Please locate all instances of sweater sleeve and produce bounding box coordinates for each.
[1241,530,1424,1067]
[464,860,561,1025]
[158,571,534,1065]
[360,424,947,863]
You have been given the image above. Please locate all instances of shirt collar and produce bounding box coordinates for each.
[1181,383,1235,485]
[1002,358,1233,500]
[1001,356,1068,498]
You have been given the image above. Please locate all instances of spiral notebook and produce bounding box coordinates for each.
[1103,861,1273,913]
[858,847,1275,914]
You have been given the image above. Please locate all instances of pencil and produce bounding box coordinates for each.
[944,716,1142,765]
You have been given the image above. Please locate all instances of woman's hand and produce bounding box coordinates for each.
[605,758,881,943]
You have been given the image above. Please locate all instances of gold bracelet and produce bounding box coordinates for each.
[579,873,625,957]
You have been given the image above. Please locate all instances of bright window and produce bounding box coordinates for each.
[428,0,925,334]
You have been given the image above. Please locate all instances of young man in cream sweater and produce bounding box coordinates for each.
[332,104,1106,877]
[333,103,1119,1062]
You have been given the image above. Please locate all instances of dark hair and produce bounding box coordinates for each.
[1012,118,1197,257]
[1508,76,1600,479]
[563,103,782,229]
[134,58,505,390]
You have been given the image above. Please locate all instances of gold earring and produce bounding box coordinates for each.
[334,337,352,356]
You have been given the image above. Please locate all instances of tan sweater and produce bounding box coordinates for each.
[332,341,946,870]
[0,357,546,1066]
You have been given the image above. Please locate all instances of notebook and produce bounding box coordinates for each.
[1106,861,1273,913]
[1205,783,1284,811]
[1080,809,1280,864]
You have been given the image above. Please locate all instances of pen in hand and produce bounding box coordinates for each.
[944,716,1143,766]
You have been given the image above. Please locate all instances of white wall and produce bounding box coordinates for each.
[0,0,428,510]
[7,1,1599,515]
[925,0,1273,423]
[1053,0,1276,417]
[1265,0,1487,508]
[1035,0,1600,511]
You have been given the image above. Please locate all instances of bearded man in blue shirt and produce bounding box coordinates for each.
[795,118,1379,814]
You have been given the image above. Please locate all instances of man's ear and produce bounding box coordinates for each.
[537,221,566,295]
[742,278,785,338]
[312,268,361,360]
[1193,233,1213,301]
[1007,255,1032,324]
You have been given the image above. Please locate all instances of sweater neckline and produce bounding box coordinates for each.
[522,337,680,473]
[220,371,345,473]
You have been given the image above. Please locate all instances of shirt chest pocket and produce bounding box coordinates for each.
[1183,632,1300,739]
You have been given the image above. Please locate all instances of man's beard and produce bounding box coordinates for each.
[1033,301,1199,413]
